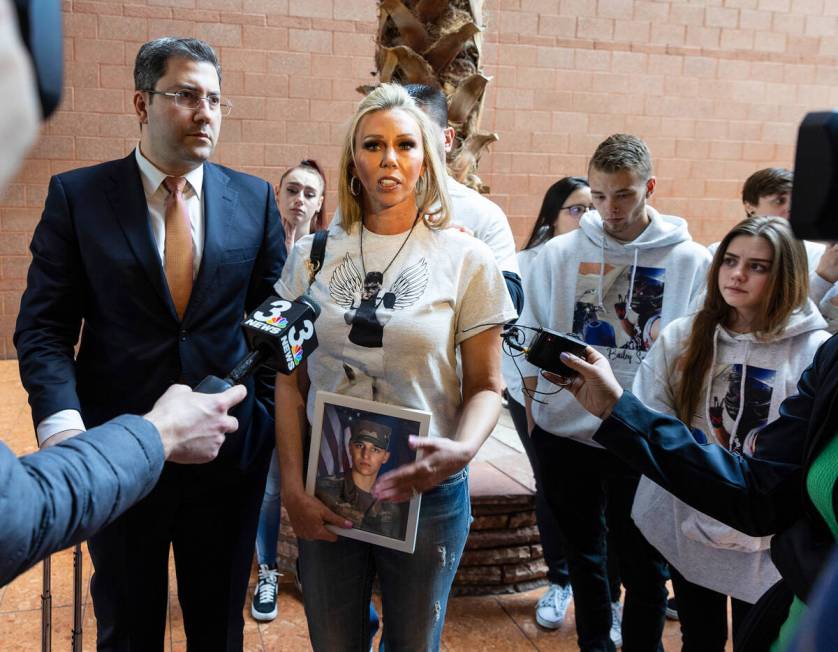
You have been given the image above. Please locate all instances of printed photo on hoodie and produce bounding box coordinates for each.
[708,363,776,454]
[572,262,666,362]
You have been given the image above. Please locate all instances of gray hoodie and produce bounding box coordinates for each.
[631,305,830,603]
[518,207,712,446]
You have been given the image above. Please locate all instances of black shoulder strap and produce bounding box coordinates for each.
[307,229,329,286]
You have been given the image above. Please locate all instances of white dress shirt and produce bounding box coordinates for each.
[37,148,206,445]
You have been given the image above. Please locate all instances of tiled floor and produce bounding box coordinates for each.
[0,360,696,651]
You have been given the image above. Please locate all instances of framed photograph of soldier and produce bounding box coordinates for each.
[305,391,431,553]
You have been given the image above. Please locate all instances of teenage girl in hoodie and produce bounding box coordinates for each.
[630,216,830,651]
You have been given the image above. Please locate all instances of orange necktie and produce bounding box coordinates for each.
[163,176,193,320]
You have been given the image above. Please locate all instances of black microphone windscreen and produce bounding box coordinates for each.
[297,293,321,319]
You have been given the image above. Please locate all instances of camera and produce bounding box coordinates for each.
[790,110,838,240]
[525,329,588,377]
[13,0,63,119]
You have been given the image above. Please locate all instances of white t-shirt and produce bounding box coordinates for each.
[275,219,517,439]
[446,176,520,277]
[501,244,544,405]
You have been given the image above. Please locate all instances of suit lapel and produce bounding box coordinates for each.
[188,163,239,320]
[106,153,176,317]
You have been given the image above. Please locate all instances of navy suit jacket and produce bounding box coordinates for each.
[14,152,285,469]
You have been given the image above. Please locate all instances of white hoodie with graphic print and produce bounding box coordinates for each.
[518,207,712,447]
[631,305,830,603]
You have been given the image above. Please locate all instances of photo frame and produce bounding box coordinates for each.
[305,391,431,553]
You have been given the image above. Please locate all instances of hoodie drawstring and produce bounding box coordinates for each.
[703,330,749,450]
[626,248,639,309]
[729,340,750,443]
[703,326,721,437]
[597,235,606,310]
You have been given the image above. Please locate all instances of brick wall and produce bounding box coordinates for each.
[1,0,837,358]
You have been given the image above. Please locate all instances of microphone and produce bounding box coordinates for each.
[194,294,321,393]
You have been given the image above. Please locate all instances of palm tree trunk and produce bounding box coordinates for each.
[365,0,498,193]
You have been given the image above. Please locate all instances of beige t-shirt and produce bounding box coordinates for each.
[275,219,517,439]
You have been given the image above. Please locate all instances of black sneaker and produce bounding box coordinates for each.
[251,564,279,622]
[665,596,679,621]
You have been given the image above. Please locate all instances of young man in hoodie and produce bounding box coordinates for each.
[519,134,712,651]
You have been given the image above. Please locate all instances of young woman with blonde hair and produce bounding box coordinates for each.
[273,83,516,650]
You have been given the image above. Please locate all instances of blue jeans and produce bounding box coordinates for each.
[298,469,471,651]
[255,452,281,566]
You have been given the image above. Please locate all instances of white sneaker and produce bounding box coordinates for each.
[251,564,279,621]
[535,583,573,629]
[610,600,623,648]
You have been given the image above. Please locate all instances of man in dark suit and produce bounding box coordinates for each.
[14,37,285,650]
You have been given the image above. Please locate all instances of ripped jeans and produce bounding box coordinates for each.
[297,469,470,651]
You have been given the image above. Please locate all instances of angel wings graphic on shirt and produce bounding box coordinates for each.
[329,253,429,348]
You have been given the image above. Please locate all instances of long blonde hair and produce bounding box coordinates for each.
[337,83,451,233]
[672,216,809,425]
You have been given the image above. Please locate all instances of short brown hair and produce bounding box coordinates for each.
[134,37,221,92]
[588,133,652,179]
[741,167,793,206]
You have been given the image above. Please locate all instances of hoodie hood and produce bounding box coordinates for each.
[580,206,696,309]
[580,205,693,251]
[715,298,828,344]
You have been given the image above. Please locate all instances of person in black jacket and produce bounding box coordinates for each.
[550,336,838,651]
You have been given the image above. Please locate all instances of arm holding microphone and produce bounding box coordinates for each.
[556,347,803,537]
[0,383,246,587]
[558,344,838,610]
[194,290,355,540]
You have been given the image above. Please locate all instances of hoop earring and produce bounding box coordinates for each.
[350,176,361,197]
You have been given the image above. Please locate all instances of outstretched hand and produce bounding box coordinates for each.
[372,436,472,503]
[543,347,623,420]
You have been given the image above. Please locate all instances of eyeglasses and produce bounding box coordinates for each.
[145,90,233,116]
[560,204,592,218]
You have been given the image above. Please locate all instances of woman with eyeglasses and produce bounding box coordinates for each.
[501,176,593,630]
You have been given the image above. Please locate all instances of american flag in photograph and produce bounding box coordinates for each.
[318,405,351,477]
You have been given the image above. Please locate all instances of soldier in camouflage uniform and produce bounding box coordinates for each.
[316,419,404,539]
